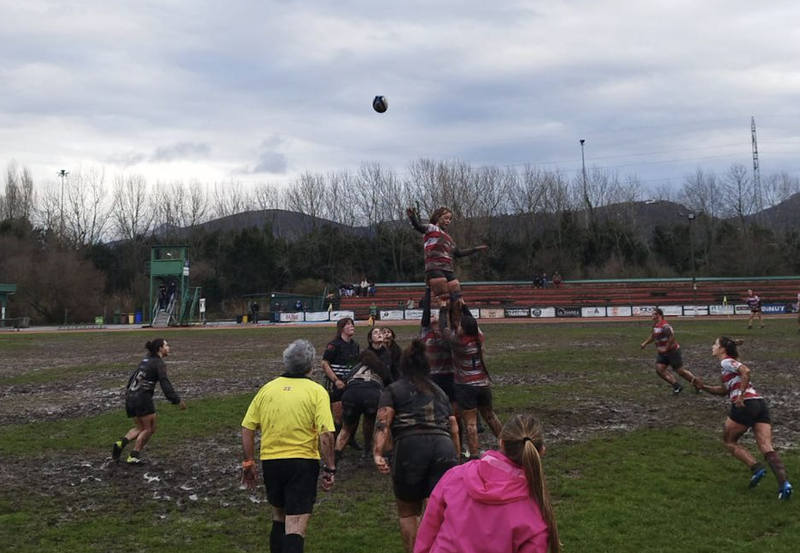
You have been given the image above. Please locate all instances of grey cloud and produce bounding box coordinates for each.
[150,142,211,163]
[107,151,147,168]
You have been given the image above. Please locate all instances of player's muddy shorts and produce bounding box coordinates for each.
[125,393,155,418]
[341,384,381,425]
[431,373,456,403]
[392,434,457,502]
[455,383,493,411]
[656,348,683,370]
[729,398,771,427]
[426,269,456,282]
[262,458,320,515]
[324,376,346,402]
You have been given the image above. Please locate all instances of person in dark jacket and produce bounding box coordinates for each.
[111,338,186,464]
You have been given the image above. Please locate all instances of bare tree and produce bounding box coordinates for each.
[325,169,358,225]
[64,166,110,246]
[678,168,723,219]
[112,174,154,240]
[721,162,755,225]
[211,180,249,219]
[185,180,210,227]
[285,172,326,229]
[3,161,34,221]
[253,181,282,211]
[762,170,800,208]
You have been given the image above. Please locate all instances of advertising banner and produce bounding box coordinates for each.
[330,310,356,321]
[607,306,632,317]
[581,306,607,318]
[280,312,304,322]
[379,310,405,321]
[709,305,734,315]
[404,309,424,320]
[504,308,530,318]
[555,306,581,318]
[734,304,751,315]
[305,311,329,322]
[660,305,683,316]
[531,307,556,318]
[763,303,789,314]
[683,305,709,316]
[481,308,506,319]
[632,305,656,316]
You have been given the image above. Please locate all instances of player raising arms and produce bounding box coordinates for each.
[407,206,488,330]
[640,308,701,395]
[697,337,792,500]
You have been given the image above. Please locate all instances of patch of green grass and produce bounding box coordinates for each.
[0,393,253,455]
[550,427,799,552]
[0,363,128,385]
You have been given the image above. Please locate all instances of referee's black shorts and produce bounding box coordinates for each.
[262,458,320,515]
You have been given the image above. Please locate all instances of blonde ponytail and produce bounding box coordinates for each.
[501,414,561,553]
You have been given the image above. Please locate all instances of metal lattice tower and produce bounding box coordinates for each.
[751,116,762,212]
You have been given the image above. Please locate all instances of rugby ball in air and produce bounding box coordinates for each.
[373,95,388,113]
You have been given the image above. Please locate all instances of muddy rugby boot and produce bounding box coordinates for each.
[126,451,146,466]
[749,467,767,488]
[112,441,124,463]
[778,481,793,500]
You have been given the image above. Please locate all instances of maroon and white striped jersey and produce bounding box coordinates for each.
[445,329,490,386]
[421,223,457,273]
[652,319,679,354]
[720,357,761,403]
[421,326,454,376]
[746,294,762,311]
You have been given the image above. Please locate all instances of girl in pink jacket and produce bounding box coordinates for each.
[414,414,561,553]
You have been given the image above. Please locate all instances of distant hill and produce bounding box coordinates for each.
[154,197,797,243]
[755,192,800,233]
[156,209,373,241]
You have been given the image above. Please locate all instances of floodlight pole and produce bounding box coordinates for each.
[58,169,69,240]
[688,213,697,314]
[580,139,589,226]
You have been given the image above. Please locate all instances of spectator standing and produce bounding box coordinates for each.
[250,301,260,324]
[406,297,415,310]
[368,302,378,327]
[552,271,563,288]
[241,340,337,553]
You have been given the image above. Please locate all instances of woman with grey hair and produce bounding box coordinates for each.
[241,339,337,553]
[283,339,316,375]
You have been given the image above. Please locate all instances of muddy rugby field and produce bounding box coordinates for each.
[1,318,798,551]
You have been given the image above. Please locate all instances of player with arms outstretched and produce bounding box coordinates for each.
[407,206,488,330]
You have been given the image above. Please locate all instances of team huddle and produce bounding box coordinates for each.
[109,206,794,553]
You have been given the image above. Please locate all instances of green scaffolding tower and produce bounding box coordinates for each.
[148,246,200,326]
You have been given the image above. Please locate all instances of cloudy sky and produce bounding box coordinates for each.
[3,0,800,194]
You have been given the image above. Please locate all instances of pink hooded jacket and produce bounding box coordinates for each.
[414,450,550,553]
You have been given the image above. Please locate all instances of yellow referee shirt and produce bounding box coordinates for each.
[241,375,335,460]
